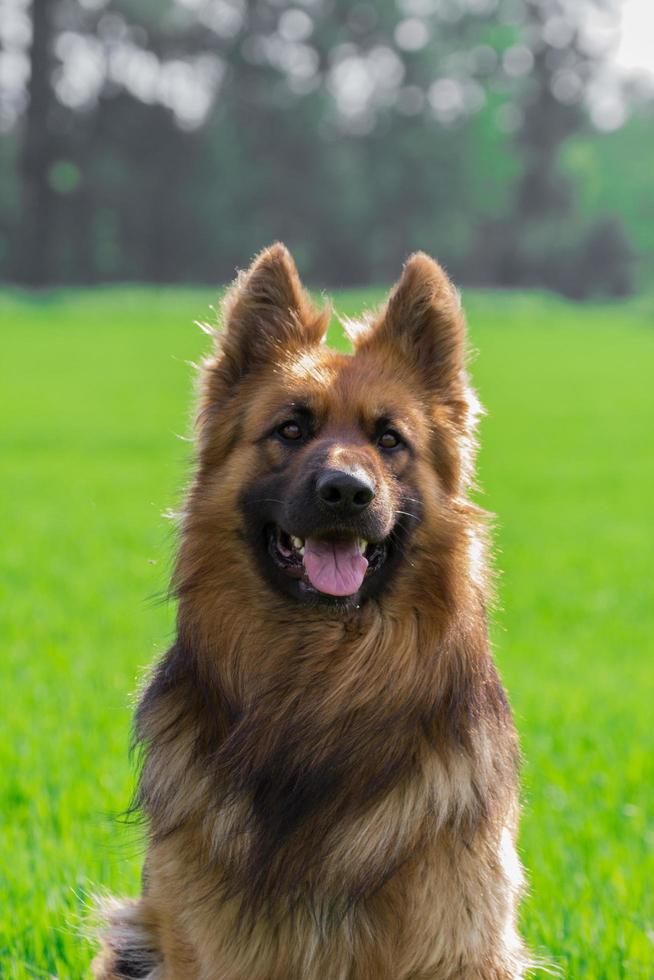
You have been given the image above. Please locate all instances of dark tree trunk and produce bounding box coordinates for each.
[17,0,55,285]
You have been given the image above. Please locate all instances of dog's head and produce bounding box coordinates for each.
[184,244,480,613]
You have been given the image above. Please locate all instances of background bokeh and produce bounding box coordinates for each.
[1,2,653,978]
[1,0,653,294]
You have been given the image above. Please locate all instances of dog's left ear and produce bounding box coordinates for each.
[214,243,327,394]
[198,244,327,458]
[357,252,466,405]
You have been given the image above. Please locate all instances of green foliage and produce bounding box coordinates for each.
[47,160,82,195]
[2,0,648,294]
[562,112,654,286]
[0,287,652,977]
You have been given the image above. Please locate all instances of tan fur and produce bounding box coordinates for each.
[94,243,528,979]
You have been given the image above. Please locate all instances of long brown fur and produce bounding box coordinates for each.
[94,243,528,979]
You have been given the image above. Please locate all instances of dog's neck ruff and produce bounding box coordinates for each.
[134,583,516,919]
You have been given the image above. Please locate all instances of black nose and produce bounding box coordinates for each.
[316,469,375,514]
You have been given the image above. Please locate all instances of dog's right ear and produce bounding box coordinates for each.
[355,252,466,405]
[210,243,327,399]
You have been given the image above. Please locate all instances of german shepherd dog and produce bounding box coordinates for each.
[94,245,527,979]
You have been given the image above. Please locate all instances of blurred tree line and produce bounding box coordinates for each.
[1,0,652,296]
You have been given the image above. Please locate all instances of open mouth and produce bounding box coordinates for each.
[266,524,387,598]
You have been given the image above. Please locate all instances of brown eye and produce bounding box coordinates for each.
[277,420,302,441]
[378,429,401,450]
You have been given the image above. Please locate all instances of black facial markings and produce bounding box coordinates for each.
[239,462,423,610]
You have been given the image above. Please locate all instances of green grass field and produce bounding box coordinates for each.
[1,286,652,978]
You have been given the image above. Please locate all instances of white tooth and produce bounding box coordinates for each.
[358,539,368,555]
[292,536,304,551]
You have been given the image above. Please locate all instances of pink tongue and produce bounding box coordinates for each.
[303,538,368,597]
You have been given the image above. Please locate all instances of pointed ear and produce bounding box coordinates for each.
[356,252,466,403]
[214,242,327,393]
